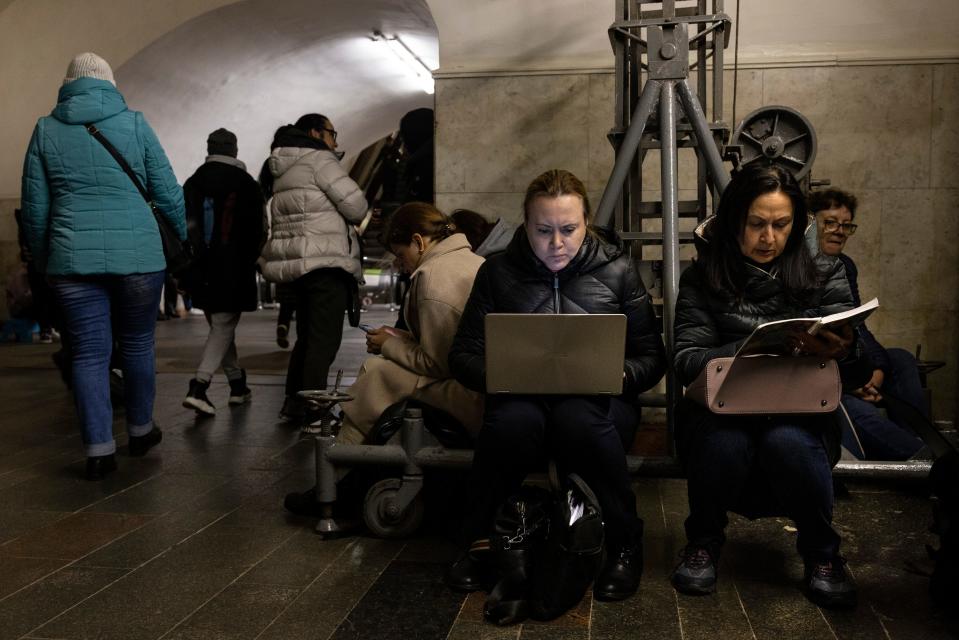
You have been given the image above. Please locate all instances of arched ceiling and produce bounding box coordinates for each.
[119,0,436,181]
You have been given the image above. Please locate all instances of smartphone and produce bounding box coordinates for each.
[358,323,375,333]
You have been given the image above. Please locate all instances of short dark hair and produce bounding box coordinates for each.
[294,113,329,134]
[702,163,818,295]
[383,202,455,248]
[449,209,494,250]
[808,188,858,220]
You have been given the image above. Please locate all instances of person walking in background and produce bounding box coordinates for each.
[20,52,184,480]
[257,138,296,350]
[259,114,368,424]
[180,128,265,416]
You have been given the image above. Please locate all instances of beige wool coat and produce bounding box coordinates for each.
[338,233,485,444]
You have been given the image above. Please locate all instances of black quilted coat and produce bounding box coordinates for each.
[449,226,666,400]
[673,251,855,388]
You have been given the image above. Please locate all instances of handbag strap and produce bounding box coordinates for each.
[84,124,151,205]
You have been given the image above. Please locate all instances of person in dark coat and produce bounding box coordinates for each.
[181,128,265,416]
[809,188,925,460]
[445,169,666,610]
[669,164,862,609]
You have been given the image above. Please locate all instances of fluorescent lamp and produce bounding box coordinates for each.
[373,30,434,94]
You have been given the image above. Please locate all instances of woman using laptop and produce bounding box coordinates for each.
[447,169,666,611]
[669,164,860,609]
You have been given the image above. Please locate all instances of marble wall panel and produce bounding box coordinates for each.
[435,192,524,226]
[832,188,883,303]
[762,66,934,190]
[586,73,616,190]
[931,65,959,188]
[435,75,591,196]
[878,189,959,313]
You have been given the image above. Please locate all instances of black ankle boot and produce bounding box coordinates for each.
[594,540,643,601]
[228,370,252,405]
[445,550,489,592]
[86,454,117,480]
[184,379,215,416]
[129,427,163,457]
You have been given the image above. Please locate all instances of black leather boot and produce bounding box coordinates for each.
[129,427,163,457]
[86,454,117,480]
[445,548,489,592]
[594,540,643,601]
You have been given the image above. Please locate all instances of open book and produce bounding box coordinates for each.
[735,298,879,357]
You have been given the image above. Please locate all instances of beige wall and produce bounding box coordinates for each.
[434,62,959,422]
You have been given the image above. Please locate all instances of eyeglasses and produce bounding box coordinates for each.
[322,128,338,143]
[821,219,858,235]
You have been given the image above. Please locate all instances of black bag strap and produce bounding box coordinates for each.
[84,124,151,205]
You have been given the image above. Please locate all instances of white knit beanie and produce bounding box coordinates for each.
[63,52,115,86]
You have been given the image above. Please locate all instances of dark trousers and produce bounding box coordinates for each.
[840,348,926,460]
[462,395,642,549]
[680,401,840,562]
[285,269,348,396]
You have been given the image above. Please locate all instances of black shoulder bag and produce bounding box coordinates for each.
[84,124,194,274]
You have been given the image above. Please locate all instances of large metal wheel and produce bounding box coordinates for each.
[363,478,424,538]
[731,105,817,180]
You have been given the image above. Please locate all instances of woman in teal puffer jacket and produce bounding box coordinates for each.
[20,52,186,480]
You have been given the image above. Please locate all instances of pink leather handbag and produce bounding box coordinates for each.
[685,356,841,415]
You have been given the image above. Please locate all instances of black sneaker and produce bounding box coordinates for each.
[276,324,290,349]
[671,545,718,595]
[228,370,252,405]
[804,556,857,609]
[183,379,215,416]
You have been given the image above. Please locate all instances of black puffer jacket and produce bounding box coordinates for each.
[449,226,666,400]
[673,254,854,386]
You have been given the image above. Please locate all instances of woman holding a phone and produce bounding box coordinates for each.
[284,202,485,514]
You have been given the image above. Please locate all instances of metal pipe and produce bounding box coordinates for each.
[595,79,663,228]
[833,459,932,480]
[327,444,408,467]
[678,79,730,194]
[401,408,423,476]
[660,81,680,354]
[659,80,681,457]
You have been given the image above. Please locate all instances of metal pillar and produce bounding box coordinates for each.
[596,1,732,456]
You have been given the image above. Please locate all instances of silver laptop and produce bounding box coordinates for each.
[485,314,627,394]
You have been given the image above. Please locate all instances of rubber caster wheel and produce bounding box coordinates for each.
[363,478,424,538]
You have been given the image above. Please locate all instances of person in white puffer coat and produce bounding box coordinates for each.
[259,114,368,422]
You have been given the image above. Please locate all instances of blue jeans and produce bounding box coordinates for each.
[679,401,841,562]
[50,271,165,456]
[840,348,925,460]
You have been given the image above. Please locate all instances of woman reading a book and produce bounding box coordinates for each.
[670,164,863,609]
[446,169,666,618]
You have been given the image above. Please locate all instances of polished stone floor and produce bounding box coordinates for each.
[0,307,955,640]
